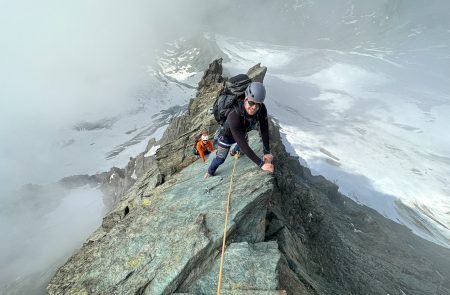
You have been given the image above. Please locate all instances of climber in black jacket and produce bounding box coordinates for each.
[205,82,274,178]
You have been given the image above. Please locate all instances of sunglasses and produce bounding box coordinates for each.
[247,99,261,108]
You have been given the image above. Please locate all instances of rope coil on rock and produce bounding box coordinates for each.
[216,154,239,295]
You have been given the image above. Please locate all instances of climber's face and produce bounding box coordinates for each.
[244,97,261,116]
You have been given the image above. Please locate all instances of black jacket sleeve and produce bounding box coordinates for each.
[258,105,271,154]
[228,105,270,166]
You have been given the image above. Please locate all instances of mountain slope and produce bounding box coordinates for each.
[48,59,450,295]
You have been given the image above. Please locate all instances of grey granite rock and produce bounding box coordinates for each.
[186,241,281,294]
[48,129,275,294]
[247,63,267,83]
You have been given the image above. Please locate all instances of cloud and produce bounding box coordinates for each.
[0,1,216,191]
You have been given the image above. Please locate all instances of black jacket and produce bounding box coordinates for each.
[220,101,270,166]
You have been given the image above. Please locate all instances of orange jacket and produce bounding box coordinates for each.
[196,139,214,162]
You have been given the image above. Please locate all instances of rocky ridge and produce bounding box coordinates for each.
[48,59,450,295]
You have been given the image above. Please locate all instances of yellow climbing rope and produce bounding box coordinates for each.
[216,154,239,295]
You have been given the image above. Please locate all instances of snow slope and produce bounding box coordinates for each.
[214,34,450,247]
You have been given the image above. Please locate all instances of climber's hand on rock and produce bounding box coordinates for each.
[263,154,273,163]
[261,163,274,174]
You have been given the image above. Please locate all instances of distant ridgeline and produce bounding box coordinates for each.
[48,59,450,295]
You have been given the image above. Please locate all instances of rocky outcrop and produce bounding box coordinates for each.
[48,130,281,294]
[247,63,267,83]
[48,59,450,295]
